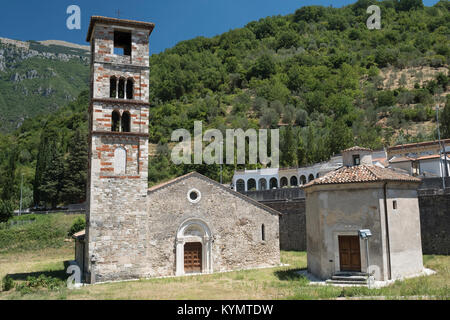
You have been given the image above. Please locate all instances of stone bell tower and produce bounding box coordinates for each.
[85,16,154,283]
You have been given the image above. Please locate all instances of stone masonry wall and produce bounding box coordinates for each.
[418,189,450,255]
[91,101,149,134]
[91,24,150,101]
[146,175,281,278]
[261,200,306,251]
[244,189,306,251]
[86,21,151,283]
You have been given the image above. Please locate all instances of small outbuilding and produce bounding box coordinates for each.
[304,146,424,282]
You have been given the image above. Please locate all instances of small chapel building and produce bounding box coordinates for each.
[74,17,280,283]
[303,146,424,281]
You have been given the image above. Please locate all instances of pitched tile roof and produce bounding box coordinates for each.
[389,156,415,163]
[72,229,85,239]
[304,164,421,188]
[387,138,450,152]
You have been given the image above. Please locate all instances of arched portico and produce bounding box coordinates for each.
[176,218,213,276]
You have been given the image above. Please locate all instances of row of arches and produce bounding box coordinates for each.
[110,76,134,100]
[111,110,131,132]
[235,173,319,192]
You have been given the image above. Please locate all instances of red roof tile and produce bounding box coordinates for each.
[304,165,421,188]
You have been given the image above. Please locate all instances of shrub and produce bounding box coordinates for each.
[14,275,65,295]
[2,275,14,291]
[0,200,14,223]
[68,217,85,236]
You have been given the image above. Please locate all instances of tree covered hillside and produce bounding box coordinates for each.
[0,0,449,213]
[0,40,89,132]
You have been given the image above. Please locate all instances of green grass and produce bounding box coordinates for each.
[0,249,448,300]
[0,215,448,300]
[0,213,84,254]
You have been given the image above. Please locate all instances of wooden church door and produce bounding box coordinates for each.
[338,235,361,272]
[184,242,202,273]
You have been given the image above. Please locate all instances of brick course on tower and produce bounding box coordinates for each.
[84,16,155,283]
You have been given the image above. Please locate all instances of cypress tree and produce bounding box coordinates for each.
[1,146,17,201]
[62,128,88,204]
[281,125,297,167]
[33,128,59,207]
[39,141,64,209]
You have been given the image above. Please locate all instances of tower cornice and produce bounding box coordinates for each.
[86,16,155,42]
[90,130,149,138]
[91,98,150,106]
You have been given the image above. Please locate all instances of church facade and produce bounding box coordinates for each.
[75,16,280,284]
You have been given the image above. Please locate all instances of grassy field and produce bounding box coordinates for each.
[0,213,449,300]
[0,248,449,300]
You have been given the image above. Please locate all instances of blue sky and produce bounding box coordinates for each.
[0,0,441,54]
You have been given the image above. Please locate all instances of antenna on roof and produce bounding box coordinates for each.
[116,9,121,18]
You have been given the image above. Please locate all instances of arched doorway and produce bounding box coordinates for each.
[247,178,256,191]
[236,179,245,192]
[184,242,202,274]
[280,177,288,188]
[300,175,307,185]
[308,174,315,182]
[258,178,267,190]
[290,176,298,186]
[269,178,278,189]
[176,219,212,276]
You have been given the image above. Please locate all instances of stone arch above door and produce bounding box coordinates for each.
[175,218,213,276]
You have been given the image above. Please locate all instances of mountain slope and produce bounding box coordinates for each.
[0,0,449,209]
[0,39,89,132]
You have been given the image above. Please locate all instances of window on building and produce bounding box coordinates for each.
[247,179,256,191]
[300,175,307,185]
[269,178,278,189]
[236,179,245,193]
[114,147,127,174]
[121,111,131,132]
[126,78,134,99]
[261,224,265,241]
[118,78,125,99]
[110,76,117,98]
[258,179,267,190]
[393,200,397,210]
[353,154,361,165]
[113,30,132,56]
[112,110,121,132]
[290,176,298,186]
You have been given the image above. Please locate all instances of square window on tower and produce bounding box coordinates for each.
[114,30,132,56]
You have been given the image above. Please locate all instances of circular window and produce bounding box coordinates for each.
[187,188,201,204]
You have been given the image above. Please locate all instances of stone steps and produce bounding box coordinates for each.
[326,272,369,286]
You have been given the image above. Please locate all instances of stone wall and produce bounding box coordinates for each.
[86,21,151,283]
[244,188,306,251]
[263,200,306,251]
[147,174,281,278]
[418,188,450,255]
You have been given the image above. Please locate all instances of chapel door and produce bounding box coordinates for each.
[338,235,361,272]
[184,242,202,273]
